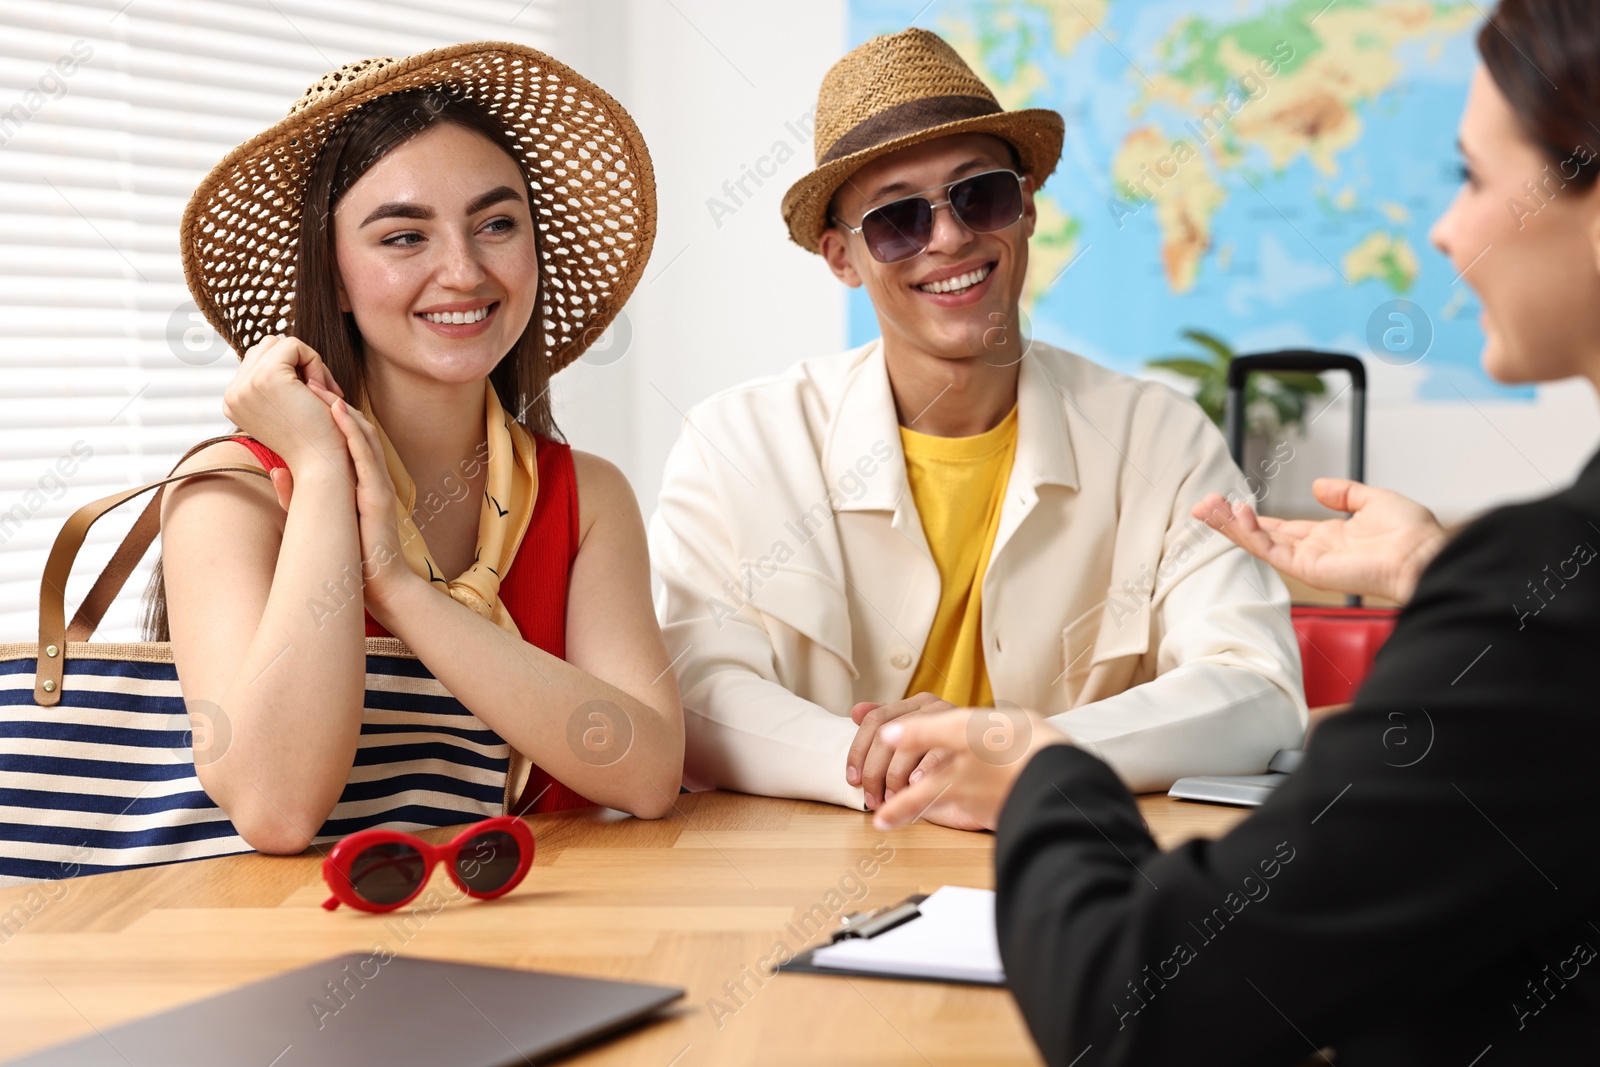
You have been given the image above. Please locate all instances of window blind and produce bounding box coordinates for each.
[0,0,561,642]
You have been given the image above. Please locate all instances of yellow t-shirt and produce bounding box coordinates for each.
[899,405,1019,706]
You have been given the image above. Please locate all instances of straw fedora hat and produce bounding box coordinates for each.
[181,41,655,372]
[781,28,1064,254]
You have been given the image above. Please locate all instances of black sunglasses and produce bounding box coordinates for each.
[833,169,1026,264]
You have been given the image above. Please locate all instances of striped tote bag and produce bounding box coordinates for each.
[0,439,521,887]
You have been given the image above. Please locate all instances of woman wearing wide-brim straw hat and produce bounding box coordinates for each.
[154,42,684,852]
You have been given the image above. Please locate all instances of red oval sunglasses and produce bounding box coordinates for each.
[321,816,535,913]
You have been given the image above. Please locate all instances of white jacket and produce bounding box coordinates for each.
[648,340,1306,809]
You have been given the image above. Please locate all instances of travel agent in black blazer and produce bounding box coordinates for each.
[867,1,1600,1061]
[993,447,1600,1064]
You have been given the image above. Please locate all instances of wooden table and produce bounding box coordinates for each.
[0,792,1247,1066]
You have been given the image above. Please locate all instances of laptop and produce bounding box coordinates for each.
[9,954,682,1066]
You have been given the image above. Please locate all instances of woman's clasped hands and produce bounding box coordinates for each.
[222,334,417,618]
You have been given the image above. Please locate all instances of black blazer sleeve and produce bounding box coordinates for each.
[994,488,1600,1066]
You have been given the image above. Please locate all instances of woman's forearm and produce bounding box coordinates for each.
[206,466,367,851]
[376,577,684,819]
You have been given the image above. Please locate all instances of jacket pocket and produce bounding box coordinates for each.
[1060,589,1152,706]
[743,564,859,680]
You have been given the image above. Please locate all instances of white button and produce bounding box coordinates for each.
[890,652,912,670]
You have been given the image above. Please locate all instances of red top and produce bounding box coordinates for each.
[229,434,593,816]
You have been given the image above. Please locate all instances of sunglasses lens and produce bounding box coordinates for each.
[348,842,426,905]
[455,830,522,893]
[950,171,1023,234]
[862,196,933,263]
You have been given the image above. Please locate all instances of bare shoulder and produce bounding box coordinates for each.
[570,449,643,541]
[161,439,281,536]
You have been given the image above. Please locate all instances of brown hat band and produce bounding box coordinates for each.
[819,94,1002,165]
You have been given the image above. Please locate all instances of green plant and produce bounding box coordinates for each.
[1146,329,1327,436]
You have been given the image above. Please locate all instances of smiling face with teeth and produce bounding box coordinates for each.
[331,122,540,396]
[820,133,1036,373]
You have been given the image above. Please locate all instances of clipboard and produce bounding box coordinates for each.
[777,886,1006,987]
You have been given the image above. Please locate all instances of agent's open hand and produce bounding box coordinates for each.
[1192,478,1447,605]
[871,707,1071,832]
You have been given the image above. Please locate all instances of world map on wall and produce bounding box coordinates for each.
[847,0,1531,401]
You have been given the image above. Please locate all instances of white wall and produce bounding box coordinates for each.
[1365,370,1598,527]
[551,0,850,514]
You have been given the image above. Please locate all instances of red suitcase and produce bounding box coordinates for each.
[1226,353,1400,708]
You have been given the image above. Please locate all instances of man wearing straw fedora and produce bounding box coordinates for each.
[649,29,1305,827]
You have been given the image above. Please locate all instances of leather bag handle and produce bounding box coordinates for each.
[34,435,270,706]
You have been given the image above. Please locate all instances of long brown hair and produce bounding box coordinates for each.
[1480,0,1600,189]
[142,88,560,641]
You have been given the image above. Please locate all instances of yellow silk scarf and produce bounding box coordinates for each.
[361,383,537,636]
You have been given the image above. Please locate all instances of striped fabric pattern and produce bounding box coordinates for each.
[0,638,509,887]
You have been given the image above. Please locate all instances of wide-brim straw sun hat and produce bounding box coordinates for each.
[782,28,1064,254]
[181,41,655,372]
